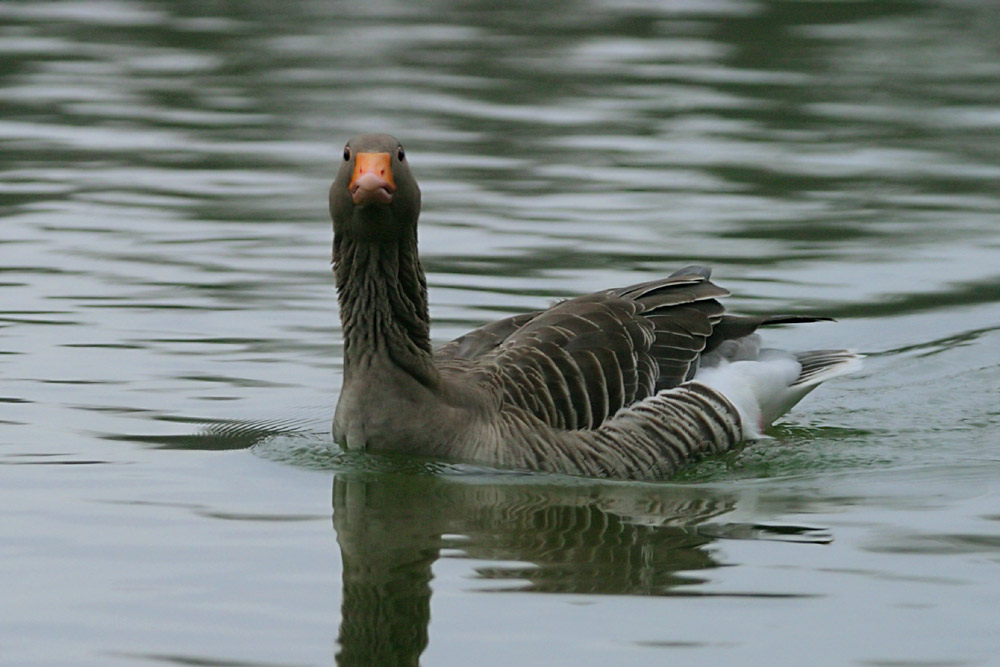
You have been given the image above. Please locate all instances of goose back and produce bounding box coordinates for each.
[434,267,773,433]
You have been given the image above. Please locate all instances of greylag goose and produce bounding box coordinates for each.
[330,133,860,480]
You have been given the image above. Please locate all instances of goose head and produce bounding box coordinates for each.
[329,133,421,245]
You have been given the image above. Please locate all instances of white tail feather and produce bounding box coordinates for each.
[695,349,862,439]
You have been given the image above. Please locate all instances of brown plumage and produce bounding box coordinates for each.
[330,133,860,480]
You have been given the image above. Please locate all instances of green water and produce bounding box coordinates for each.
[2,1,999,665]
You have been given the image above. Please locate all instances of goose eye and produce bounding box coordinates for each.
[396,147,405,161]
[343,147,351,161]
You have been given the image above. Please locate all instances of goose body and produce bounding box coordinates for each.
[330,134,860,480]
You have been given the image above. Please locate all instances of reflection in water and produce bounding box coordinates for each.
[332,472,823,664]
[334,475,437,667]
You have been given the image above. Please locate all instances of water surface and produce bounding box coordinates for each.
[2,1,1000,665]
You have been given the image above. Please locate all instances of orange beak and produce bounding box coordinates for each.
[349,152,396,205]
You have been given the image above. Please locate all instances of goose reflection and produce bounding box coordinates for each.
[332,472,737,666]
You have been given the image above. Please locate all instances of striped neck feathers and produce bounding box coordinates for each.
[334,229,437,387]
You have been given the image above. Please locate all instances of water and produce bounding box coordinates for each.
[2,1,999,665]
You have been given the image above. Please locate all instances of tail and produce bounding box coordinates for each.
[695,349,862,439]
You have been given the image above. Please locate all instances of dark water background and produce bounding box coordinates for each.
[2,1,999,665]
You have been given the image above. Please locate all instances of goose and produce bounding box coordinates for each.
[330,133,861,480]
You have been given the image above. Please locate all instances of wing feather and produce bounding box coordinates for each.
[435,265,829,432]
